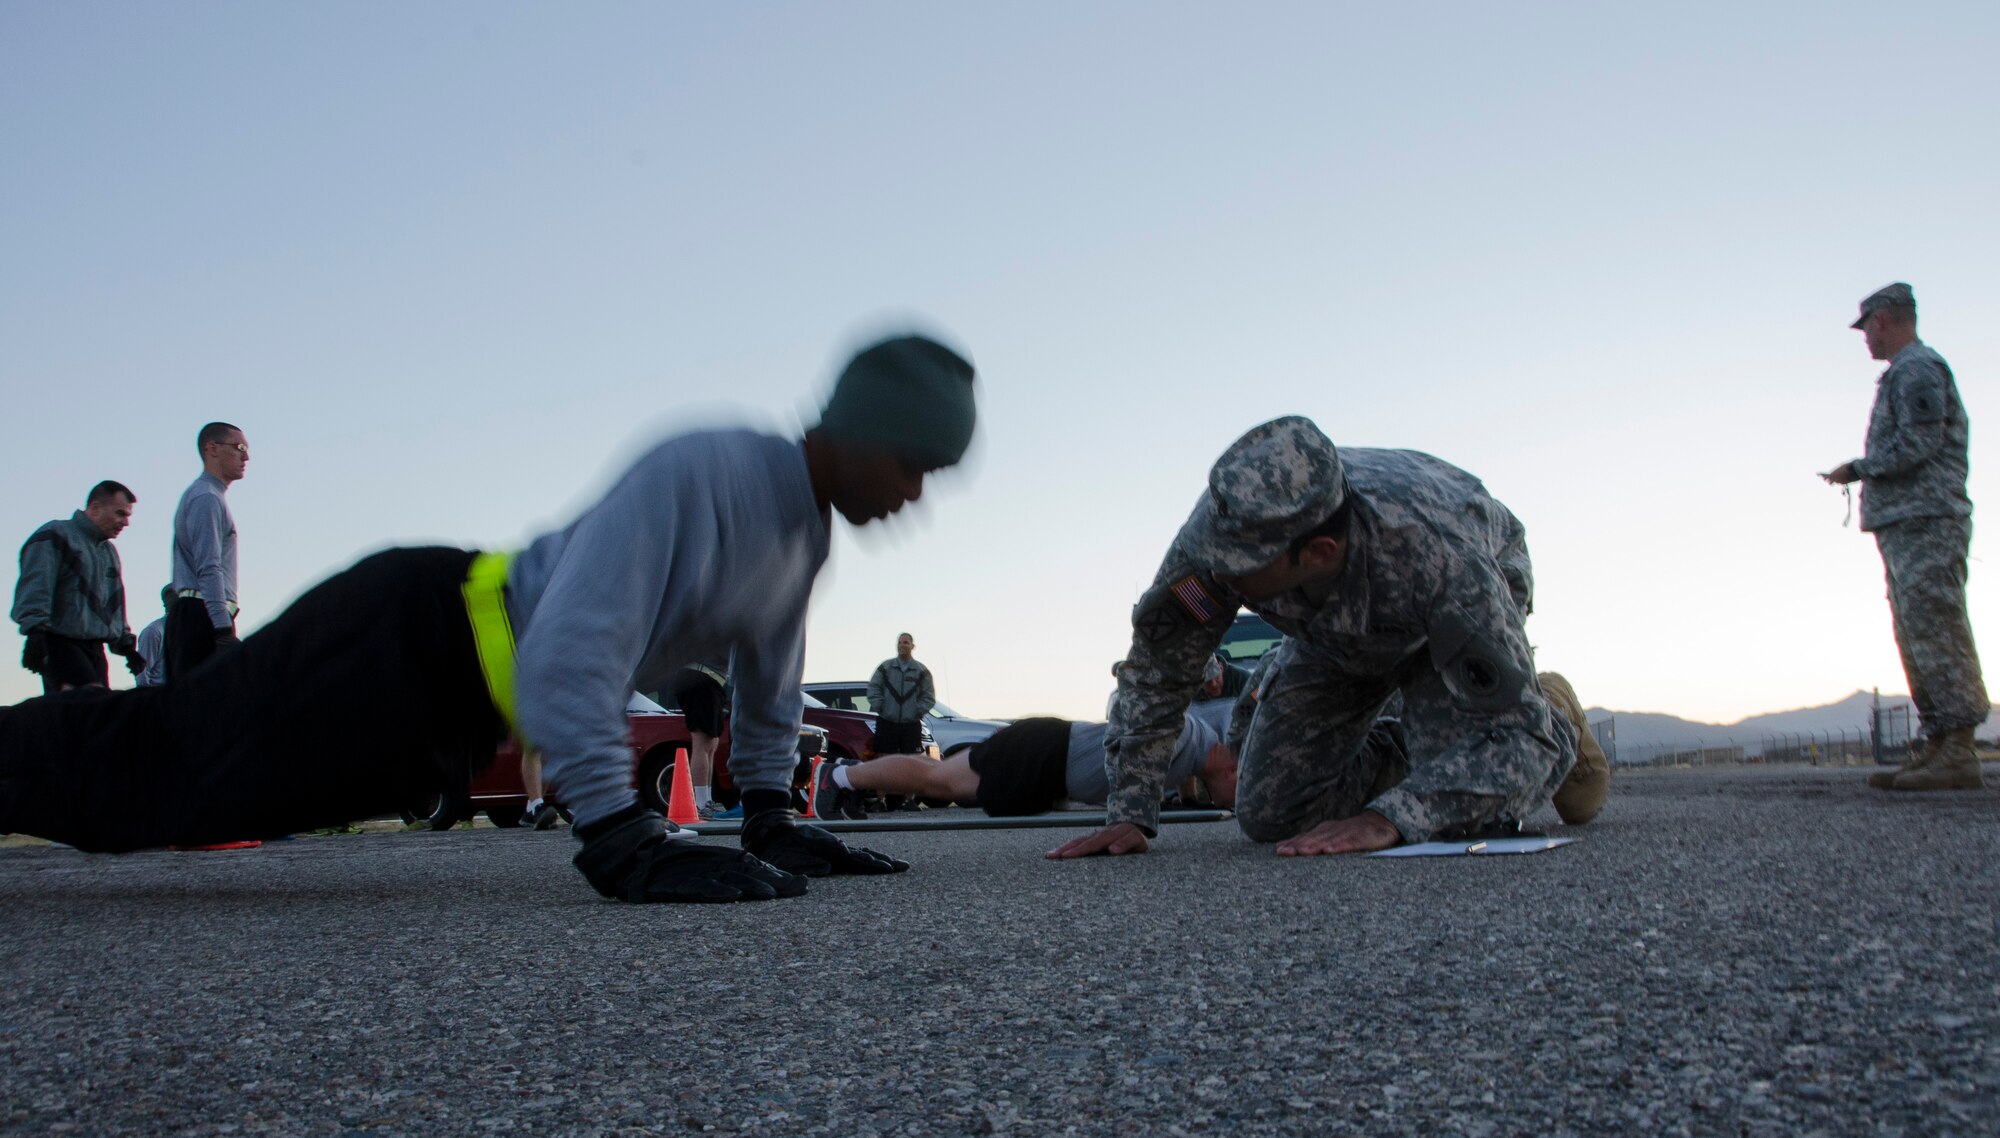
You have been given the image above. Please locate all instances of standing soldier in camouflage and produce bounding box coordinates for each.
[1821,283,1988,791]
[1051,416,1585,860]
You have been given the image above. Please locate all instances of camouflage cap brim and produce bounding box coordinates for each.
[1178,496,1297,577]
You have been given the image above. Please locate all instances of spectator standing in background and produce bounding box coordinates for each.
[166,422,248,680]
[134,587,172,687]
[670,661,729,819]
[1820,283,1987,791]
[11,481,141,693]
[867,632,933,756]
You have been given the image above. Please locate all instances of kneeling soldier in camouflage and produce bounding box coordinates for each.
[1052,416,1586,860]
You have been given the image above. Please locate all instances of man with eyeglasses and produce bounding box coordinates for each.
[165,422,249,681]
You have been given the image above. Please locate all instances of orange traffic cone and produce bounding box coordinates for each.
[802,755,826,820]
[666,746,701,826]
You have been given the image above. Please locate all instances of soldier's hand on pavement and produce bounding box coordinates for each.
[741,809,910,877]
[1046,822,1151,859]
[1820,463,1858,485]
[1274,810,1401,857]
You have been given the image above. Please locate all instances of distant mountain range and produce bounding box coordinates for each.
[1585,690,2000,758]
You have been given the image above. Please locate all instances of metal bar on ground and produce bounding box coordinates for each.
[682,809,1232,837]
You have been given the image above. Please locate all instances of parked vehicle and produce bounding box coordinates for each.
[1217,611,1282,664]
[710,720,830,812]
[654,686,937,767]
[403,694,825,824]
[801,682,1002,754]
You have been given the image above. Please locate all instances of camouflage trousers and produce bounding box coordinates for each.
[1876,517,1988,735]
[1231,641,1576,843]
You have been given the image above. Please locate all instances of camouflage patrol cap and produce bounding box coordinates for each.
[1181,416,1345,576]
[1851,282,1916,329]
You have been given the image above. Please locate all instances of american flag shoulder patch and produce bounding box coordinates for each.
[1171,575,1221,623]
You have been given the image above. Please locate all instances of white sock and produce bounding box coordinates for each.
[693,787,712,808]
[526,797,544,812]
[832,766,855,790]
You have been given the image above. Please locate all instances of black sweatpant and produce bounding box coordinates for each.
[0,548,504,851]
[164,595,225,681]
[39,634,108,694]
[871,719,923,755]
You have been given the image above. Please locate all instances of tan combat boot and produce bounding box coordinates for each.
[1867,745,1922,789]
[1540,672,1610,824]
[1888,727,1986,791]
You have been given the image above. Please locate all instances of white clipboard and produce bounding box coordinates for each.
[1368,836,1577,857]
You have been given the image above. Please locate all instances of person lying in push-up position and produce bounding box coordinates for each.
[812,710,1241,821]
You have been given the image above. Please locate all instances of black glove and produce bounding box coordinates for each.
[573,805,806,903]
[213,627,240,651]
[109,633,142,676]
[741,806,910,878]
[21,630,47,675]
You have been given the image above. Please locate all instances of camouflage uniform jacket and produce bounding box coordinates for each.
[1105,448,1549,838]
[1853,341,1971,532]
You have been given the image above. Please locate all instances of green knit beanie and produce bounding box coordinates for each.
[815,335,977,469]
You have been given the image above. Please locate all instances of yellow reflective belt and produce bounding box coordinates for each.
[461,551,520,737]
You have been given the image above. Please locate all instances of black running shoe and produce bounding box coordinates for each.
[813,760,847,821]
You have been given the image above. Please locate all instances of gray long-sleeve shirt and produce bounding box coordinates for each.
[507,429,830,828]
[1852,340,1972,532]
[10,512,130,643]
[135,617,167,686]
[169,473,238,629]
[867,656,935,723]
[1065,712,1217,805]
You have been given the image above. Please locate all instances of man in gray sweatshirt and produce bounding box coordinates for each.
[0,335,977,907]
[165,422,249,680]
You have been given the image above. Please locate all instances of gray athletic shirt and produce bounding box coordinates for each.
[169,472,238,629]
[507,429,830,828]
[1065,713,1217,805]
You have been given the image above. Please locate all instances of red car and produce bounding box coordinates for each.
[707,694,900,808]
[406,692,828,824]
[642,690,933,809]
[761,693,940,811]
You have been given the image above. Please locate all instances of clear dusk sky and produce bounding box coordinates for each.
[3,1,1997,724]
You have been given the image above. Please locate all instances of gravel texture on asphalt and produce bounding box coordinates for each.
[2,763,1997,1137]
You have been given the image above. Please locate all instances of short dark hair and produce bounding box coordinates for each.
[197,422,241,453]
[1881,304,1918,328]
[1286,497,1353,564]
[86,480,135,506]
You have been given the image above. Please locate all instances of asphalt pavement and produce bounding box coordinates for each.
[2,763,1997,1137]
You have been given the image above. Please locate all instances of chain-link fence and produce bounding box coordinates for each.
[1595,701,1917,770]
